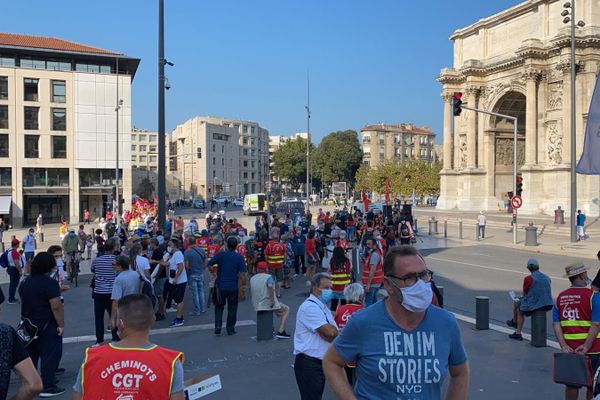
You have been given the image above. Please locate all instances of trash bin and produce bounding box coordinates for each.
[525,222,538,246]
[428,217,438,235]
[554,207,565,224]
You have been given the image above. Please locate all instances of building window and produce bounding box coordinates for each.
[25,135,39,158]
[212,133,229,141]
[131,155,137,162]
[242,138,247,145]
[149,135,157,142]
[243,172,248,179]
[251,161,255,168]
[0,135,8,157]
[51,80,66,103]
[24,107,39,130]
[139,155,147,162]
[0,77,7,100]
[0,168,11,186]
[221,158,224,166]
[212,157,215,165]
[52,136,67,158]
[131,144,137,151]
[0,57,15,67]
[131,134,137,141]
[242,126,248,134]
[149,155,157,162]
[149,145,157,152]
[212,144,215,152]
[221,145,224,153]
[46,60,71,71]
[138,145,146,152]
[251,126,255,134]
[52,108,66,131]
[138,134,147,141]
[21,59,45,69]
[243,149,248,156]
[251,172,255,179]
[0,106,7,129]
[24,78,38,101]
[243,161,248,167]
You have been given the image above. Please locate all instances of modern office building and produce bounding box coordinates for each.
[361,123,436,166]
[168,116,269,200]
[0,33,138,226]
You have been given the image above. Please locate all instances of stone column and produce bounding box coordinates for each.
[523,68,540,165]
[466,87,479,168]
[442,93,453,170]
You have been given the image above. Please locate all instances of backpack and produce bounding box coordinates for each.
[400,222,409,236]
[0,250,8,268]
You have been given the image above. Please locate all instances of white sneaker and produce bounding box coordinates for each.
[166,307,178,313]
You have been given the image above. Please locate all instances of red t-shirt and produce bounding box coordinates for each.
[305,238,317,255]
[523,275,533,294]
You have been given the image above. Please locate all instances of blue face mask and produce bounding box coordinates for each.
[319,288,334,304]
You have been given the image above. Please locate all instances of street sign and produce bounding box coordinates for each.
[510,195,523,209]
[332,182,347,195]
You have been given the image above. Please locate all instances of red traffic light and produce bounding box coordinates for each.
[517,177,523,183]
[454,92,462,101]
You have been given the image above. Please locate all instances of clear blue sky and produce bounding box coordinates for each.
[5,0,521,143]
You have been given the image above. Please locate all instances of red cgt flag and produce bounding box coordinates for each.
[384,177,391,205]
[361,191,370,212]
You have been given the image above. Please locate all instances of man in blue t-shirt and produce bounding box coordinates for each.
[323,246,469,400]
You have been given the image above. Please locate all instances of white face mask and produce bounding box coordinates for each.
[390,278,432,313]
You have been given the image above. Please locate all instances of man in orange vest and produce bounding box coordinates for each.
[553,262,600,400]
[72,294,185,400]
[361,238,383,306]
[265,228,286,298]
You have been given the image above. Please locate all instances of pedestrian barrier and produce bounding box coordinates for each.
[530,310,547,347]
[256,310,274,341]
[475,296,489,330]
[525,223,538,246]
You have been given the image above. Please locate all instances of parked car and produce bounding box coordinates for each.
[193,198,206,209]
[232,198,243,207]
[275,200,305,220]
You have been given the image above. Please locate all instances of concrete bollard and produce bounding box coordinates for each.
[525,222,538,246]
[459,220,463,239]
[531,310,547,347]
[39,232,44,243]
[428,217,438,235]
[444,220,447,238]
[257,311,274,341]
[475,223,479,241]
[475,296,489,330]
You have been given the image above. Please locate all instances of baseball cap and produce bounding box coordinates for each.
[526,258,539,269]
[11,238,19,246]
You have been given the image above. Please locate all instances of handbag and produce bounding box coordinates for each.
[553,353,592,387]
[16,318,39,348]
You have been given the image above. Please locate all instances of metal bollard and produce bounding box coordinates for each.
[475,296,489,330]
[40,232,44,243]
[257,311,274,340]
[414,218,418,233]
[428,217,438,235]
[444,220,447,238]
[476,223,479,241]
[525,222,538,246]
[459,220,463,239]
[531,310,547,347]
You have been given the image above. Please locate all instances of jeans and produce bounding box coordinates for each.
[294,354,325,400]
[364,286,379,306]
[478,225,485,239]
[188,274,206,313]
[7,267,20,301]
[214,289,238,333]
[28,323,62,390]
[295,255,305,275]
[93,293,119,343]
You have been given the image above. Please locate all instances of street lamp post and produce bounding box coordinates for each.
[561,1,585,242]
[114,57,123,224]
[305,73,311,213]
[158,0,166,230]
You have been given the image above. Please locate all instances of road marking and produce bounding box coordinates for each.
[62,320,256,344]
[426,256,569,282]
[451,311,560,350]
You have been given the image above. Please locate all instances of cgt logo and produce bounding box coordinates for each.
[112,374,143,389]
[562,307,580,321]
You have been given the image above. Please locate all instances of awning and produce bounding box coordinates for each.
[0,195,12,214]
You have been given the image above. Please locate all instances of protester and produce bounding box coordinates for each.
[0,289,43,399]
[506,258,553,341]
[265,228,286,298]
[72,294,185,399]
[293,273,338,400]
[22,227,37,262]
[109,255,140,336]
[333,283,365,386]
[283,232,295,288]
[130,243,151,281]
[61,229,79,279]
[149,237,168,320]
[305,230,318,279]
[85,234,94,260]
[166,239,187,327]
[324,246,469,400]
[361,238,384,306]
[329,246,351,311]
[6,238,22,304]
[208,236,248,335]
[94,229,105,256]
[185,236,207,315]
[577,210,587,241]
[250,261,291,339]
[90,238,118,345]
[19,252,66,397]
[553,262,600,400]
[83,209,90,225]
[293,230,306,277]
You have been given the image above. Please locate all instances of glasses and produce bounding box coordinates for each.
[388,270,433,287]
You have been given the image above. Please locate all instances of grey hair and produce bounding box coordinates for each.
[343,283,364,303]
[310,272,332,290]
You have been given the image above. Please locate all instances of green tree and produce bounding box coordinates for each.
[272,138,316,190]
[354,164,373,192]
[353,160,441,197]
[313,130,363,186]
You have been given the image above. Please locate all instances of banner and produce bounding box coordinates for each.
[576,73,600,174]
[361,191,370,212]
[384,177,391,205]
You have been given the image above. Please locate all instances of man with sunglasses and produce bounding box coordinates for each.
[324,245,469,400]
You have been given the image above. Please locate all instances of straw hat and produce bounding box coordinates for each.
[564,262,588,278]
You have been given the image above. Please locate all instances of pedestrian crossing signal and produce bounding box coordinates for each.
[452,92,463,116]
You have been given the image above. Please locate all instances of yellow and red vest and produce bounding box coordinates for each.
[265,241,285,270]
[362,249,384,286]
[556,287,600,354]
[81,343,183,399]
[330,259,351,292]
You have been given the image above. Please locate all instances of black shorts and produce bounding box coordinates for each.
[169,283,187,304]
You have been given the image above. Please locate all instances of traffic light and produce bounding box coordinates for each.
[197,147,202,159]
[452,92,463,116]
[516,175,523,196]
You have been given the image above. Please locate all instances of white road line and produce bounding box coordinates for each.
[62,320,257,344]
[452,311,560,350]
[426,256,569,282]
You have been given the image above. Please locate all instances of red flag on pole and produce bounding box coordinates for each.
[384,177,391,205]
[361,191,370,212]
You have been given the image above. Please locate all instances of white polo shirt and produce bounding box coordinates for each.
[293,294,338,360]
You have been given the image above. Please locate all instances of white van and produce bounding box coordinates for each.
[243,193,267,215]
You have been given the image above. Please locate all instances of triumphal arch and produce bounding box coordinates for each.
[437,0,600,216]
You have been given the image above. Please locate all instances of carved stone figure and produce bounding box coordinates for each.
[547,82,563,110]
[547,124,563,165]
[459,136,467,170]
[495,137,525,166]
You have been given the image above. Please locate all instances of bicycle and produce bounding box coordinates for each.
[67,251,81,287]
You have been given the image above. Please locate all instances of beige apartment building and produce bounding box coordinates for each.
[131,127,158,171]
[169,116,269,200]
[361,124,436,166]
[0,33,138,226]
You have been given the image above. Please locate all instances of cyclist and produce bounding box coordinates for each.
[61,229,80,280]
